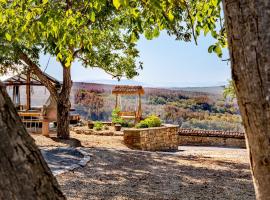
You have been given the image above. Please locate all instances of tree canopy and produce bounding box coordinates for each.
[112,0,226,57]
[1,0,140,79]
[0,0,226,76]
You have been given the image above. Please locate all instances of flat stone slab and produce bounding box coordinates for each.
[40,147,90,176]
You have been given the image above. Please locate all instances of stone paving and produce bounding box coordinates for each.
[40,147,90,175]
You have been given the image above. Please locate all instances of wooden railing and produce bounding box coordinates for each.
[18,111,43,133]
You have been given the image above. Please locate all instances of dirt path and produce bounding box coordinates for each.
[33,133,255,200]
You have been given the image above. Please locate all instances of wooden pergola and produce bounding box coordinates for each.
[3,70,61,136]
[3,70,61,111]
[112,85,144,122]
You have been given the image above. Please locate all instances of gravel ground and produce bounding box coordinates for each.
[33,133,255,200]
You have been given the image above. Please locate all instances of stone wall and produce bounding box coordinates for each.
[123,124,179,151]
[178,129,246,148]
[70,126,118,136]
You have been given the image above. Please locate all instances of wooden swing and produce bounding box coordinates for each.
[112,85,144,123]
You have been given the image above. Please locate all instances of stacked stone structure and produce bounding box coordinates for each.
[123,124,179,151]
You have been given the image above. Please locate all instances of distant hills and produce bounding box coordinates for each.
[76,79,227,92]
[5,81,225,108]
[169,86,225,96]
[73,82,225,96]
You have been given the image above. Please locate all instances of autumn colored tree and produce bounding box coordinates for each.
[75,89,104,119]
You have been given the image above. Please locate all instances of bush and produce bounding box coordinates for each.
[111,107,124,124]
[135,120,149,128]
[146,115,162,127]
[94,121,104,131]
[136,115,162,128]
[111,107,134,127]
[121,120,134,128]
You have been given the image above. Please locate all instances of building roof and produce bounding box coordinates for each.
[112,85,145,95]
[3,71,61,86]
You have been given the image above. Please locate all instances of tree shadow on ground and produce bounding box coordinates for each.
[58,147,255,200]
[50,137,82,147]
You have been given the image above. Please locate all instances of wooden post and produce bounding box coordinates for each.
[26,72,31,110]
[115,94,118,108]
[137,94,142,122]
[42,119,49,137]
[42,105,49,137]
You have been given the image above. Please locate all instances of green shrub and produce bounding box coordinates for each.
[135,115,162,128]
[121,120,134,128]
[94,121,104,131]
[111,107,124,124]
[135,120,149,128]
[146,115,162,127]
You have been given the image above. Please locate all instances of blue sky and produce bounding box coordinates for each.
[39,32,231,87]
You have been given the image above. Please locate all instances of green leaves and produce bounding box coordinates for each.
[214,45,222,57]
[168,10,174,21]
[113,0,121,10]
[208,45,215,53]
[130,32,138,43]
[56,52,62,61]
[5,33,11,41]
[26,12,32,21]
[42,0,48,5]
[186,0,226,58]
[112,0,130,9]
[65,56,73,67]
[208,44,222,57]
[90,12,95,22]
[153,28,160,38]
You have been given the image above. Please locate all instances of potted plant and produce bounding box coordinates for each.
[87,120,94,129]
[114,123,122,131]
[111,108,124,131]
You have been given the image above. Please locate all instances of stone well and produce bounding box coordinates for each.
[123,124,179,151]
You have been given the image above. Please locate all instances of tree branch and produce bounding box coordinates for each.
[18,51,58,99]
[184,1,198,45]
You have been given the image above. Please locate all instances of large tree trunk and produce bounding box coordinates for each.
[57,66,72,139]
[223,0,270,199]
[0,83,65,199]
